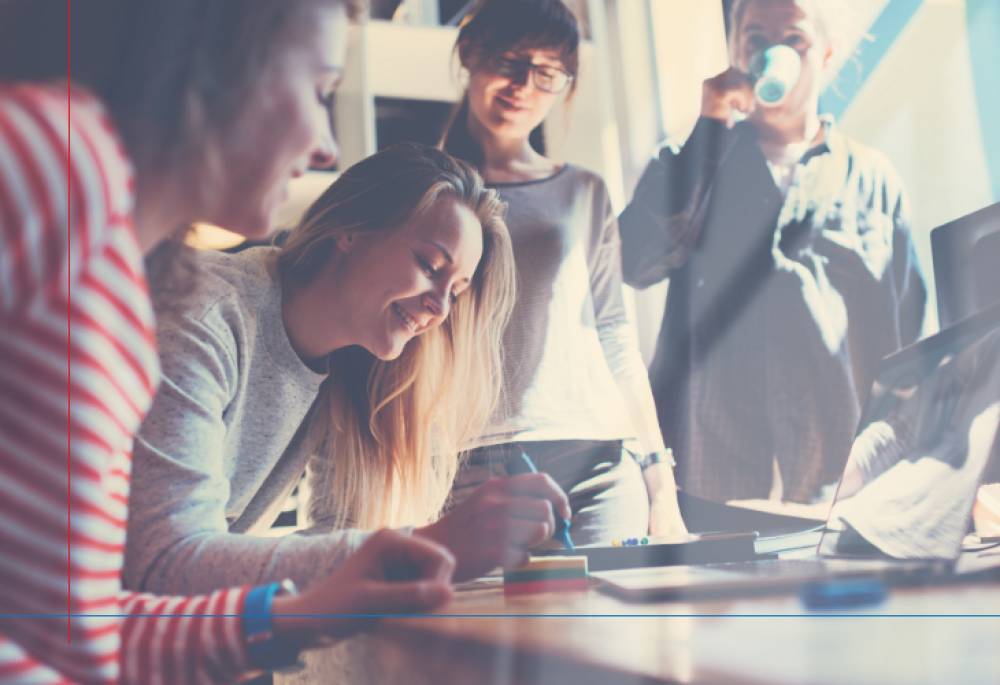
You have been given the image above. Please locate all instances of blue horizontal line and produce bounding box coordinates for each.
[3,613,1000,619]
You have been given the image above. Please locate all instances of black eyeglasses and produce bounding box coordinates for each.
[484,56,574,94]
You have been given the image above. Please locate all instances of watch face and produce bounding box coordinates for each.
[278,578,300,597]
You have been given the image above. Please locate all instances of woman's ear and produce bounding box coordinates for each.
[336,232,355,253]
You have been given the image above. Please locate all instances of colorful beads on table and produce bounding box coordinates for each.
[611,537,650,547]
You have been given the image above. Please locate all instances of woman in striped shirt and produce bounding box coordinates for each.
[0,1,459,682]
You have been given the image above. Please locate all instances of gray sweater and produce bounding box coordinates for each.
[124,247,368,595]
[473,165,666,453]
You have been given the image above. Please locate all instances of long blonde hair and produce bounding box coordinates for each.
[278,143,516,529]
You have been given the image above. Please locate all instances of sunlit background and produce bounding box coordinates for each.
[193,0,1000,356]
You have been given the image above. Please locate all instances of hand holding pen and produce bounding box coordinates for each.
[414,454,572,581]
[506,449,575,551]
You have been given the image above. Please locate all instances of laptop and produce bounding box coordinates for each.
[597,301,1000,601]
[931,201,1000,327]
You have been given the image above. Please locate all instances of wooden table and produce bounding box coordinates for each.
[279,574,1000,684]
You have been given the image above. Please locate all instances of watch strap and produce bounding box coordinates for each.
[243,580,304,672]
[636,448,676,471]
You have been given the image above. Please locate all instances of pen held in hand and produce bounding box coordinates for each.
[507,448,575,551]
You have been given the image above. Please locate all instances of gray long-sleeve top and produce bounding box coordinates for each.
[619,117,927,503]
[471,164,665,454]
[124,247,368,595]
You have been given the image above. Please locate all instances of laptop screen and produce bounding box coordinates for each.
[931,201,1000,328]
[818,301,1000,560]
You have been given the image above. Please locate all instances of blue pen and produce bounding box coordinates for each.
[800,579,888,610]
[507,448,575,551]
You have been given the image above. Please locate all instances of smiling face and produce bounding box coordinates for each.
[208,3,348,239]
[732,0,831,129]
[307,195,485,361]
[465,47,569,142]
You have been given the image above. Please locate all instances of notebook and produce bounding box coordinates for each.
[598,301,1000,601]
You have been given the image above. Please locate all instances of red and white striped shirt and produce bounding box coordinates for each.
[0,84,251,683]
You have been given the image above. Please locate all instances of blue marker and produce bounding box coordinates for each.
[507,448,575,551]
[800,578,888,610]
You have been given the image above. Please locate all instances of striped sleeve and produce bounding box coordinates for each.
[119,588,250,685]
[0,84,130,317]
[0,84,252,684]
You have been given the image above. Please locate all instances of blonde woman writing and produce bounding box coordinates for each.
[125,143,570,593]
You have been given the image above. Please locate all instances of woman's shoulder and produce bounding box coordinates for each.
[493,163,615,225]
[196,246,278,292]
[2,83,133,203]
[0,83,137,312]
[560,163,608,189]
[533,163,613,207]
[561,164,616,213]
[490,162,605,192]
[2,82,112,137]
[153,246,279,333]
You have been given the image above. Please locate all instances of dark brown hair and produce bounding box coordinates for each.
[0,0,362,179]
[0,0,363,284]
[440,0,581,169]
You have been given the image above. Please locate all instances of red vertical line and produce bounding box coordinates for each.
[66,0,73,645]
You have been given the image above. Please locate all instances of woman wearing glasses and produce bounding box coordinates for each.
[430,0,687,544]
